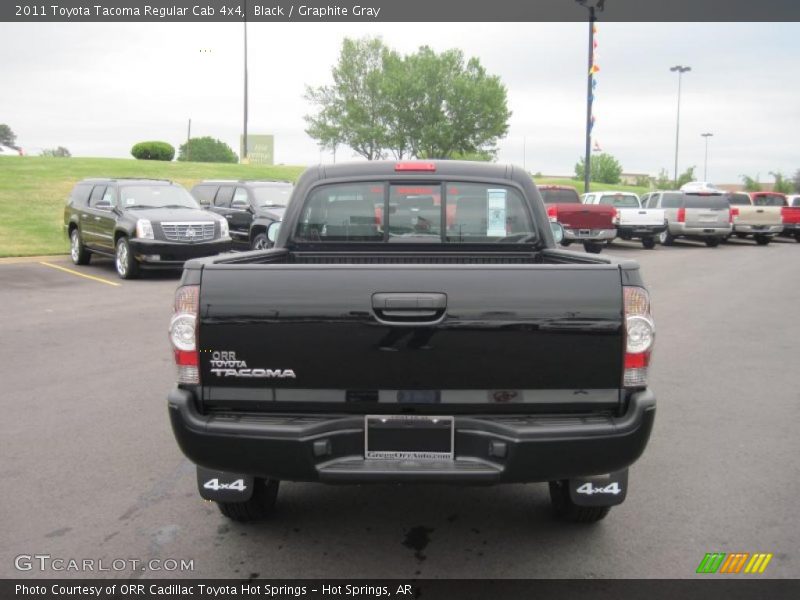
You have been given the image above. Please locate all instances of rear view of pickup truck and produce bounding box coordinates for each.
[168,161,656,524]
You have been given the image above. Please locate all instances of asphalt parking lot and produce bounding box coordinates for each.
[1,237,799,579]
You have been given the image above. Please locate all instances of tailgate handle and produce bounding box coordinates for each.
[372,293,447,326]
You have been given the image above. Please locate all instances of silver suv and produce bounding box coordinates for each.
[641,191,731,247]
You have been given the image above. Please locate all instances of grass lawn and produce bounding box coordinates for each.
[0,157,305,257]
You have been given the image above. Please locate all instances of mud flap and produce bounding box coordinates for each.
[197,467,254,503]
[568,469,628,507]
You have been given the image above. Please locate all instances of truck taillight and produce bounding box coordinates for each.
[546,205,558,221]
[612,208,619,225]
[623,286,655,388]
[730,207,739,223]
[677,207,686,223]
[781,207,788,224]
[170,285,199,384]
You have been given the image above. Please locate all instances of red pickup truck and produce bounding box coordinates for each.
[538,185,617,254]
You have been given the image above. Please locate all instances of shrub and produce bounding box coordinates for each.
[131,141,175,161]
[177,136,238,163]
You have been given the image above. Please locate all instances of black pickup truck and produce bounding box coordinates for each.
[167,161,656,524]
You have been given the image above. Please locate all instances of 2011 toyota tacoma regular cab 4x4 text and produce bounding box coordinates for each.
[167,161,656,524]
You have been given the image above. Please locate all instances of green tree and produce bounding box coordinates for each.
[574,153,623,184]
[769,171,793,194]
[0,123,16,147]
[305,37,511,160]
[676,166,696,188]
[654,169,671,189]
[403,46,510,159]
[177,136,237,163]
[40,146,71,157]
[305,37,394,160]
[793,169,800,193]
[741,174,761,192]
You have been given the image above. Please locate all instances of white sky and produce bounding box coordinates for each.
[2,21,798,182]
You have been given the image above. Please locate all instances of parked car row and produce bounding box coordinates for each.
[63,176,798,279]
[63,177,293,278]
[539,182,800,252]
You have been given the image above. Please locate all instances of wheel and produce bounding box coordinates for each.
[559,239,572,247]
[735,233,748,239]
[658,230,674,246]
[115,237,140,279]
[583,242,603,254]
[705,237,720,248]
[217,478,279,522]
[251,232,270,250]
[641,236,656,249]
[795,232,800,243]
[69,228,91,265]
[549,480,611,523]
[754,234,770,246]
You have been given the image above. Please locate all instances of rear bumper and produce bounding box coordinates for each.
[781,223,800,232]
[129,238,232,266]
[733,224,782,235]
[563,228,617,242]
[168,388,656,484]
[617,224,667,237]
[669,223,732,238]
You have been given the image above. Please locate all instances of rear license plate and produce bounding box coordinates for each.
[365,415,454,461]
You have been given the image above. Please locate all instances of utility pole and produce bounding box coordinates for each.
[670,65,691,185]
[242,1,249,162]
[186,118,191,162]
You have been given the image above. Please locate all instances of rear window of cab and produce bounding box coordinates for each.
[294,182,537,244]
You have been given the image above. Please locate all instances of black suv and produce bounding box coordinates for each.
[191,180,293,249]
[64,178,232,279]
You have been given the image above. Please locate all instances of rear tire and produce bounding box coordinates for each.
[795,232,800,243]
[658,230,675,246]
[559,239,572,247]
[115,237,140,279]
[549,480,611,523]
[754,234,770,246]
[69,228,91,265]
[641,236,656,249]
[735,233,748,239]
[705,237,720,248]
[583,242,603,254]
[217,478,280,522]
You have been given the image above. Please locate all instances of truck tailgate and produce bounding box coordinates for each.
[735,206,782,226]
[197,263,624,408]
[552,204,616,229]
[618,208,665,227]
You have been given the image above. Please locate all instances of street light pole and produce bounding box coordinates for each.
[670,65,691,185]
[242,1,249,162]
[576,1,604,193]
[701,132,713,181]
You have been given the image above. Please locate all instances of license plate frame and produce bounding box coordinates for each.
[364,415,454,461]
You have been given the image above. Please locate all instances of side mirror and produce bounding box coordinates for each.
[550,221,565,244]
[95,200,113,211]
[267,221,281,244]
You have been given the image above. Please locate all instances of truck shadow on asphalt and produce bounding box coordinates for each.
[197,482,612,577]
